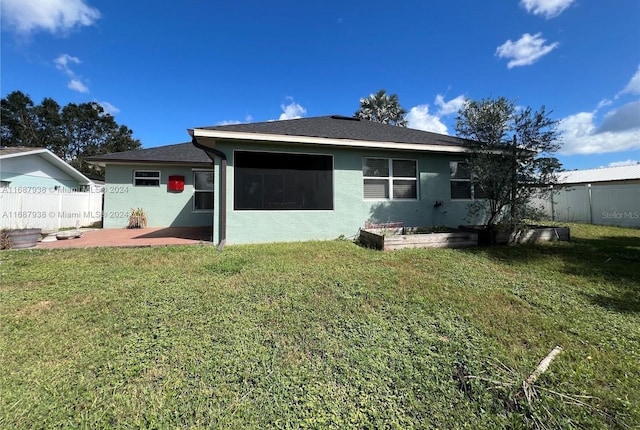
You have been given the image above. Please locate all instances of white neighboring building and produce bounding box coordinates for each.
[0,147,103,230]
[543,164,640,227]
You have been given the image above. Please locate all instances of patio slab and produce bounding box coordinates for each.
[36,227,213,249]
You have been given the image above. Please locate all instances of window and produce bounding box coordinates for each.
[234,151,333,210]
[0,181,10,188]
[193,170,214,211]
[450,161,487,199]
[133,170,160,187]
[363,158,417,200]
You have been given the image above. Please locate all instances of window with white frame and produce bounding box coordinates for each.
[133,170,160,187]
[450,161,487,199]
[363,158,417,200]
[193,170,214,211]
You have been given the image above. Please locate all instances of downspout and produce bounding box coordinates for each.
[192,137,227,250]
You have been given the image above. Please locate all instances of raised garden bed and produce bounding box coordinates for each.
[359,226,478,251]
[1,228,42,249]
[459,225,570,245]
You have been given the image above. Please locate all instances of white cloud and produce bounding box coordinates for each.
[520,0,574,19]
[608,160,639,168]
[496,33,559,69]
[54,54,90,93]
[1,0,100,35]
[406,105,448,134]
[598,101,640,133]
[68,79,89,93]
[434,94,466,116]
[54,54,81,76]
[559,67,640,155]
[406,94,466,135]
[279,99,306,120]
[617,65,640,97]
[596,98,613,109]
[98,101,120,115]
[216,115,254,126]
[558,110,640,155]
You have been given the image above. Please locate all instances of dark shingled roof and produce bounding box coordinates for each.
[197,115,473,147]
[87,142,211,165]
[89,116,475,165]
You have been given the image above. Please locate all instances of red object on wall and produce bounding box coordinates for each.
[168,175,185,192]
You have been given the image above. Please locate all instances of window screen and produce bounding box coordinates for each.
[234,151,333,210]
[363,158,417,200]
[134,170,160,187]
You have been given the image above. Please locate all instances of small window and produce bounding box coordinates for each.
[363,158,417,200]
[0,180,10,188]
[193,170,214,211]
[450,162,486,200]
[134,170,160,187]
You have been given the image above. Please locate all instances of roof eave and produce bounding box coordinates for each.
[191,128,472,154]
[87,159,212,168]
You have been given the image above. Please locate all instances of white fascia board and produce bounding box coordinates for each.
[0,148,48,159]
[191,129,471,154]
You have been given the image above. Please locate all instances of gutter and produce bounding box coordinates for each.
[191,137,227,250]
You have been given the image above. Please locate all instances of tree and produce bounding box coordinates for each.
[355,89,408,126]
[1,91,38,147]
[455,97,561,229]
[1,91,141,176]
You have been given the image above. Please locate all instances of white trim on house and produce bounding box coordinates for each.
[190,129,472,154]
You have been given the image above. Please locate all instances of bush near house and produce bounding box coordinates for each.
[0,223,638,428]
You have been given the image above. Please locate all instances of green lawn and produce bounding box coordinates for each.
[1,223,638,428]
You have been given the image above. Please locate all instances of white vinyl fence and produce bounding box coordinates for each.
[534,183,640,228]
[1,189,103,230]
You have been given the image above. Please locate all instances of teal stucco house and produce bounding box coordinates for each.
[89,116,485,246]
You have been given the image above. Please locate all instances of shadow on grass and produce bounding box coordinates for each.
[463,234,640,314]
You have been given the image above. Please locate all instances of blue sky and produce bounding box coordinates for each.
[2,0,639,170]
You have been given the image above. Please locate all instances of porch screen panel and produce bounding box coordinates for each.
[194,171,214,211]
[234,151,333,210]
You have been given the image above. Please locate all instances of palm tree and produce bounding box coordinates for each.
[355,89,408,127]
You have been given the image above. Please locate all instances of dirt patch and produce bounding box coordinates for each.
[15,300,53,317]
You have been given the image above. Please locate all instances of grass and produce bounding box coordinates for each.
[0,223,638,428]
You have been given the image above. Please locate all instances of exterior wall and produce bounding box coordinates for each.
[103,164,213,228]
[210,141,485,245]
[0,154,83,189]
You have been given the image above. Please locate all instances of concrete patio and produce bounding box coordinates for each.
[36,227,213,249]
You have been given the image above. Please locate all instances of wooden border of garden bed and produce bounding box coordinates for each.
[459,225,570,245]
[359,229,478,251]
